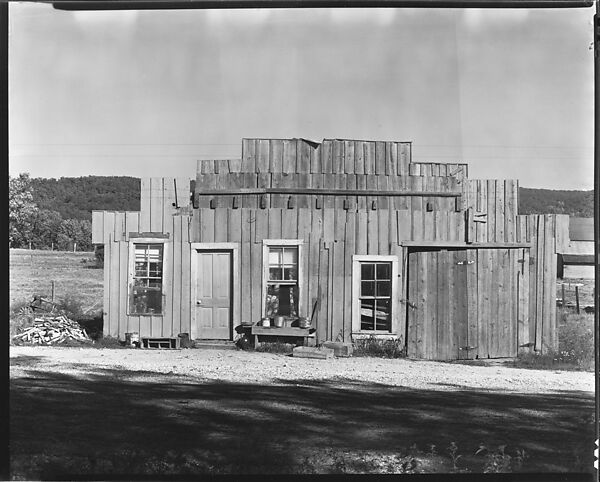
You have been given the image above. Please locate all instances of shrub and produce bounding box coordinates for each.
[353,335,406,358]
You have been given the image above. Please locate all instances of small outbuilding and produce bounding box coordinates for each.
[558,217,594,280]
[92,137,569,360]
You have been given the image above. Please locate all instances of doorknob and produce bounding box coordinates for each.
[196,300,202,305]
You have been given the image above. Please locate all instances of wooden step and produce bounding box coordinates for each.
[193,340,237,350]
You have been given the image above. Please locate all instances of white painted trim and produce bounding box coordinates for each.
[261,239,304,319]
[262,239,304,246]
[190,242,240,340]
[127,239,170,317]
[351,254,399,335]
[352,333,401,340]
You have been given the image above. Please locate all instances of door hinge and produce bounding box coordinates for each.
[459,345,477,351]
[400,299,418,310]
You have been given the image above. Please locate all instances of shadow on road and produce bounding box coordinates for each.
[10,355,595,478]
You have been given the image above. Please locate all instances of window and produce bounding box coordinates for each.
[359,262,392,331]
[352,255,399,335]
[262,240,302,318]
[130,243,164,315]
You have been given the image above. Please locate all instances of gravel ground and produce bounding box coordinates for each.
[10,345,594,393]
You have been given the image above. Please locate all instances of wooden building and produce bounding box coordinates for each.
[557,217,594,279]
[92,138,569,360]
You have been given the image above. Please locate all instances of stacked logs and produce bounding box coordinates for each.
[13,315,91,345]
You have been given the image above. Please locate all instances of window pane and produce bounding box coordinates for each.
[269,267,283,281]
[282,248,298,265]
[269,249,282,266]
[376,263,391,280]
[376,280,391,297]
[283,267,297,281]
[131,243,163,314]
[374,300,391,331]
[361,263,374,280]
[360,299,375,330]
[361,281,375,297]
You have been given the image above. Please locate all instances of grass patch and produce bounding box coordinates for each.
[353,336,406,359]
[511,309,594,371]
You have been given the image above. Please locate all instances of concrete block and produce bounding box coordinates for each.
[292,346,334,359]
[321,341,353,357]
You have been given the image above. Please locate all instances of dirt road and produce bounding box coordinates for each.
[10,346,595,477]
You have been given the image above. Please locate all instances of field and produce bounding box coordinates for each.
[9,249,103,314]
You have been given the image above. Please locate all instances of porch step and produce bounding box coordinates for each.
[142,337,180,350]
[192,340,237,350]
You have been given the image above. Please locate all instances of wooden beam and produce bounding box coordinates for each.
[400,241,532,248]
[195,188,462,197]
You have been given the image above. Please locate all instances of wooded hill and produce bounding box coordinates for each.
[30,176,140,220]
[27,176,594,220]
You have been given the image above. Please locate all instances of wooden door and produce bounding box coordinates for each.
[195,251,232,340]
[406,248,470,361]
[406,247,519,360]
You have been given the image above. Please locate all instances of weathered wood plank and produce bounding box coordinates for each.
[477,249,490,358]
[252,209,268,323]
[171,216,182,336]
[321,140,333,174]
[367,209,379,255]
[241,138,256,172]
[310,142,321,174]
[354,141,365,175]
[397,210,411,244]
[334,173,346,210]
[495,180,505,243]
[298,209,312,318]
[487,180,496,243]
[344,140,354,174]
[406,250,417,357]
[108,234,120,338]
[387,142,397,176]
[317,242,330,343]
[488,249,499,358]
[240,210,252,324]
[298,140,312,174]
[323,173,336,209]
[505,180,517,242]
[139,178,152,232]
[378,209,390,255]
[282,139,297,174]
[92,211,104,244]
[281,207,298,239]
[364,141,376,175]
[398,143,410,176]
[267,208,282,239]
[199,208,215,243]
[543,215,556,353]
[466,248,478,359]
[118,240,129,338]
[332,140,345,174]
[416,251,427,358]
[411,210,424,242]
[323,209,335,243]
[343,212,356,342]
[356,174,367,210]
[214,208,228,242]
[375,141,386,175]
[534,215,544,351]
[356,210,368,255]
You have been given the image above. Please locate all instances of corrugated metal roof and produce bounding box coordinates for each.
[569,217,594,241]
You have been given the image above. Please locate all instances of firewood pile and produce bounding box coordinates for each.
[12,314,92,345]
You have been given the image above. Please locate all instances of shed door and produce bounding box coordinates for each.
[406,249,470,361]
[195,251,232,340]
[406,248,519,361]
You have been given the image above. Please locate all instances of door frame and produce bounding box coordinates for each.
[190,243,240,340]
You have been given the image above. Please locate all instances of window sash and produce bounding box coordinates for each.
[130,243,164,315]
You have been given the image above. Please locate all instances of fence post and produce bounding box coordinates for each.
[73,243,77,253]
[51,281,55,302]
[575,286,580,314]
[561,284,565,307]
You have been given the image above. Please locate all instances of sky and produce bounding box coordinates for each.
[8,3,595,190]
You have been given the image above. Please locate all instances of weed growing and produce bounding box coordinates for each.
[353,335,406,358]
[255,341,295,354]
[511,310,594,371]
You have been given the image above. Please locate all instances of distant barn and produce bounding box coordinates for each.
[92,137,569,360]
[557,217,594,280]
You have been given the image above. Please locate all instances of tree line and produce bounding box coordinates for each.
[9,174,140,251]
